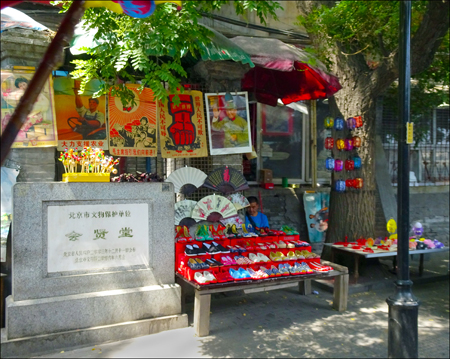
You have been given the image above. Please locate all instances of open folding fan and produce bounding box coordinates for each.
[165,167,207,195]
[227,193,250,210]
[203,166,249,194]
[174,200,198,225]
[220,215,244,227]
[191,194,238,222]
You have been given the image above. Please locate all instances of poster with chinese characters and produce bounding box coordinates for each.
[158,90,208,158]
[108,84,157,157]
[47,203,149,273]
[205,92,252,155]
[53,77,108,151]
[1,68,57,147]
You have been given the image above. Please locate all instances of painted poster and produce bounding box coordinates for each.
[158,90,208,158]
[1,68,57,147]
[303,192,330,243]
[53,78,107,150]
[108,84,157,157]
[205,92,252,155]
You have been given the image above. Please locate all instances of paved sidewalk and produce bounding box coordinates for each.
[33,278,449,358]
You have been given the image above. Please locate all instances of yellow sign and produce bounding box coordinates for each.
[406,122,414,144]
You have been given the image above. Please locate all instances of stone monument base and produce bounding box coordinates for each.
[1,313,188,358]
[6,284,184,339]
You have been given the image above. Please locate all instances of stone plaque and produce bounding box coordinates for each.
[47,203,149,273]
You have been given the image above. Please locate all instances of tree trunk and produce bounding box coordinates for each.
[322,82,378,260]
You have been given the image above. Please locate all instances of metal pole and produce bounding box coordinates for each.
[0,1,85,165]
[310,100,317,188]
[386,1,419,358]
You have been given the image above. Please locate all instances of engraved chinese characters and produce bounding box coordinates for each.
[47,203,149,273]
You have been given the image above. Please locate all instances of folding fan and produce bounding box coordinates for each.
[191,194,238,221]
[165,167,207,195]
[220,215,244,227]
[203,166,249,194]
[227,193,250,210]
[174,200,198,225]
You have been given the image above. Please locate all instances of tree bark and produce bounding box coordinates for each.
[296,0,449,260]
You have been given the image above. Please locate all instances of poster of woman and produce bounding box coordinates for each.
[205,92,252,155]
[53,78,107,150]
[1,69,57,147]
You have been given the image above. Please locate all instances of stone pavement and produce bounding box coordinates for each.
[32,276,449,358]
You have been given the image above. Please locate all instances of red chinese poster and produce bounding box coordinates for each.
[158,90,208,158]
[108,84,157,157]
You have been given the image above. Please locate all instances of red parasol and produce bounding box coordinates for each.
[230,36,342,107]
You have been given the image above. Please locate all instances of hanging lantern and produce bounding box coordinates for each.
[353,156,362,169]
[355,116,363,128]
[325,157,335,171]
[354,177,363,189]
[334,159,343,172]
[336,138,345,150]
[335,180,346,192]
[345,178,354,188]
[344,138,354,151]
[334,117,345,130]
[352,136,362,147]
[324,116,334,129]
[346,117,356,130]
[345,159,355,171]
[325,137,334,150]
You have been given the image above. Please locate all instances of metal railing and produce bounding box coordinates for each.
[381,106,449,186]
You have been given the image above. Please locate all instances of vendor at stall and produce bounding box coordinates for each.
[245,196,269,229]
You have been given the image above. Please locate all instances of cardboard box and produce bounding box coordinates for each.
[259,169,273,183]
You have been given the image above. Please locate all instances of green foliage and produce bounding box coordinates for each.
[298,1,449,146]
[52,0,281,106]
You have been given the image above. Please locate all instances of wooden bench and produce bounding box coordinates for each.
[175,260,348,337]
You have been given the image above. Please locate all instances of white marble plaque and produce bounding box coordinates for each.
[47,203,149,273]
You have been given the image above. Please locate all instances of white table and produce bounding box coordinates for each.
[324,243,449,280]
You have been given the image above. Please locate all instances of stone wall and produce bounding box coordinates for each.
[408,187,449,246]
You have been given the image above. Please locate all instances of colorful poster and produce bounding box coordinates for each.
[1,68,57,147]
[53,78,107,150]
[158,90,208,158]
[205,92,252,155]
[108,84,157,157]
[303,192,330,243]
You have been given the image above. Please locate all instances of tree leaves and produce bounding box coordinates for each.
[53,0,281,105]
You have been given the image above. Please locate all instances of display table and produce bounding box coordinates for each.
[324,243,449,279]
[176,260,348,337]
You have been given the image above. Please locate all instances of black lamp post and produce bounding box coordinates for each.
[386,1,420,358]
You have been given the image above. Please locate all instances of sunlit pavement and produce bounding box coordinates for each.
[33,277,449,358]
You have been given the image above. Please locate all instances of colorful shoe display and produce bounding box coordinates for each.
[195,225,212,241]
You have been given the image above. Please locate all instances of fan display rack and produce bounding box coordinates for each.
[174,226,328,285]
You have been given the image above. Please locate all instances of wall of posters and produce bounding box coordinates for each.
[1,68,57,147]
[158,90,208,158]
[53,78,107,150]
[108,84,157,157]
[205,92,252,155]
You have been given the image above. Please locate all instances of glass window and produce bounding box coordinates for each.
[259,103,304,180]
[316,99,332,182]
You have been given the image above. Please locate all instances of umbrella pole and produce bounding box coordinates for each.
[0,0,85,165]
